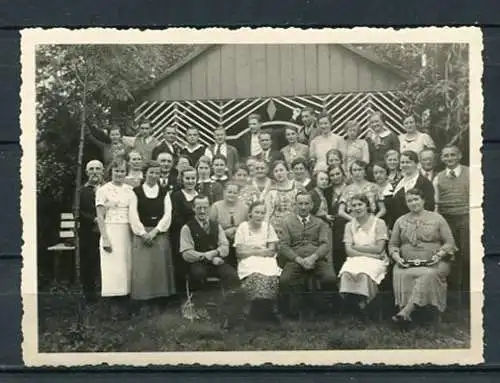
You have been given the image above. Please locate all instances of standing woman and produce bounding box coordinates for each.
[384,149,402,186]
[338,160,386,223]
[170,166,199,291]
[341,121,370,174]
[265,160,304,237]
[233,164,257,207]
[326,148,344,169]
[290,157,313,191]
[280,126,309,169]
[310,170,335,225]
[372,161,397,230]
[129,160,176,306]
[210,182,249,267]
[326,164,348,274]
[392,150,435,221]
[124,151,144,188]
[366,112,399,164]
[250,159,274,201]
[211,154,230,192]
[309,112,344,172]
[196,156,223,203]
[95,158,135,313]
[86,125,131,169]
[339,194,389,313]
[399,115,435,154]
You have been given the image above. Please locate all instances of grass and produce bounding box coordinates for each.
[37,286,470,353]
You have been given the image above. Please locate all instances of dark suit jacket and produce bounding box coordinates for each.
[151,141,182,162]
[209,143,239,175]
[256,149,285,165]
[235,128,288,160]
[79,184,99,234]
[159,169,180,193]
[310,188,334,217]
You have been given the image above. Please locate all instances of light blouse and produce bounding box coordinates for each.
[95,182,134,224]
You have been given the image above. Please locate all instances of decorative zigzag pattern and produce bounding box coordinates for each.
[134,92,406,146]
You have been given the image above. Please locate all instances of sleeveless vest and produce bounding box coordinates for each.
[436,166,469,216]
[186,219,220,253]
[133,185,168,227]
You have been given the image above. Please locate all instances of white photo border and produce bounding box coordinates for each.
[20,26,484,367]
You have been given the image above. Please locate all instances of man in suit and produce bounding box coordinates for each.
[152,125,182,163]
[157,151,179,193]
[179,127,212,167]
[291,107,320,144]
[419,148,438,182]
[279,192,337,318]
[256,130,285,166]
[78,160,104,303]
[209,127,239,175]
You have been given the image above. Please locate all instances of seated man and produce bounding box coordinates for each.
[180,195,240,292]
[279,192,337,317]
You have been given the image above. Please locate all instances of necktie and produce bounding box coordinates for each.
[202,221,210,233]
[230,213,235,227]
[449,169,456,178]
[301,217,308,226]
[215,144,222,156]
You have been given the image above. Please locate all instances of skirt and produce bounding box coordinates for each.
[241,273,279,300]
[100,222,131,297]
[131,228,176,300]
[339,256,388,302]
[393,262,450,312]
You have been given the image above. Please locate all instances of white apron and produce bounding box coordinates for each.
[339,217,388,284]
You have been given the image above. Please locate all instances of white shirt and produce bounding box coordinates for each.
[251,133,262,157]
[399,132,435,153]
[393,171,420,195]
[297,215,311,224]
[446,165,462,177]
[212,143,227,158]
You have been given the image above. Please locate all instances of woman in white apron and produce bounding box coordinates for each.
[339,193,389,312]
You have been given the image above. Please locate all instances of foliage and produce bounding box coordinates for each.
[353,43,470,157]
[35,44,198,251]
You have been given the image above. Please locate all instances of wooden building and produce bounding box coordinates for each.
[136,44,407,155]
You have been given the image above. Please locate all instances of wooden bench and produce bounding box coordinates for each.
[47,213,76,283]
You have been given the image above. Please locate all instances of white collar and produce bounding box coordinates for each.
[372,129,391,138]
[297,215,310,223]
[183,144,203,153]
[181,189,198,200]
[446,165,462,177]
[211,175,228,182]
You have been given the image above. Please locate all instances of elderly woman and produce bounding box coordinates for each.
[384,149,402,186]
[389,188,456,323]
[339,194,389,312]
[392,150,435,220]
[280,126,309,168]
[340,120,370,174]
[95,158,135,314]
[210,182,249,266]
[129,160,176,306]
[124,151,144,188]
[265,160,304,237]
[234,201,282,322]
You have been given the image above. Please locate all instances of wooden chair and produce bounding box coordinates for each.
[47,213,76,283]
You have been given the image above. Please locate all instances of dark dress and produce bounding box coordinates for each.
[391,174,435,223]
[78,184,102,300]
[170,189,198,291]
[366,131,400,165]
[325,185,348,274]
[196,180,224,204]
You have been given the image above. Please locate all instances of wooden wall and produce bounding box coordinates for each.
[145,44,403,101]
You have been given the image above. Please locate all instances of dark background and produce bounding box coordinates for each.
[0,0,500,380]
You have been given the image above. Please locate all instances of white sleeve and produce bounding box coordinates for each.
[128,192,147,236]
[233,222,247,246]
[155,192,172,233]
[95,185,106,207]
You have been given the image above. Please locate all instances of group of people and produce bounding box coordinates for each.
[78,108,470,327]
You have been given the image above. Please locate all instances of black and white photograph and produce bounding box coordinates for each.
[20,27,483,366]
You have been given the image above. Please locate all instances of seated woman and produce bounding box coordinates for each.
[290,157,313,191]
[389,188,456,324]
[210,182,249,267]
[339,194,389,313]
[234,201,282,322]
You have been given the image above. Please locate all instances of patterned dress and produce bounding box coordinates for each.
[265,180,304,237]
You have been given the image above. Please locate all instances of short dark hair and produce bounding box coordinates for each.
[193,194,210,206]
[212,154,228,165]
[441,144,461,155]
[371,161,390,175]
[400,150,419,164]
[350,193,372,213]
[326,148,344,164]
[349,159,368,175]
[258,130,272,139]
[406,187,426,200]
[327,164,346,179]
[248,200,266,216]
[291,156,309,170]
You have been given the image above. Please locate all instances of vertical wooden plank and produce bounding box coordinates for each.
[266,44,281,97]
[372,70,386,91]
[329,45,344,92]
[250,44,267,97]
[292,44,306,95]
[191,56,207,100]
[342,51,359,92]
[220,44,236,99]
[280,44,294,96]
[206,46,222,99]
[358,62,373,92]
[317,44,331,94]
[179,65,192,100]
[168,77,181,100]
[235,44,251,98]
[304,44,318,94]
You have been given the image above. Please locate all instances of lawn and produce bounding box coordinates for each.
[37,286,470,353]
